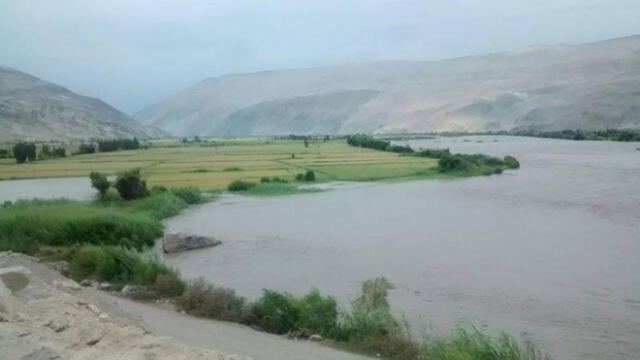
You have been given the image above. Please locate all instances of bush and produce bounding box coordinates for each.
[304,170,316,182]
[69,245,185,297]
[89,172,110,196]
[252,290,300,334]
[438,154,468,172]
[170,187,203,204]
[295,173,305,181]
[115,169,149,200]
[294,289,338,336]
[176,278,247,322]
[228,180,256,191]
[504,155,520,169]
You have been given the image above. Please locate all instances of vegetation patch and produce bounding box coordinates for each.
[69,245,185,298]
[227,179,256,191]
[0,187,204,255]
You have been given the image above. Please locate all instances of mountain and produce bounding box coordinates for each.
[136,35,640,136]
[0,66,165,141]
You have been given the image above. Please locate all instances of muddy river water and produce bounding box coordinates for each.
[162,136,639,360]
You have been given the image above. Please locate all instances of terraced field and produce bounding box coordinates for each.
[0,139,439,189]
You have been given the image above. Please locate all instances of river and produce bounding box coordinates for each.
[162,136,640,360]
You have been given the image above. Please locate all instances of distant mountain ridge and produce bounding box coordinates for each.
[0,66,164,141]
[135,35,640,136]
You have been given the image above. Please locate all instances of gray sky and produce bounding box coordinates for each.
[2,0,640,114]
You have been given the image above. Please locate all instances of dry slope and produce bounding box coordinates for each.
[136,35,640,136]
[0,66,165,141]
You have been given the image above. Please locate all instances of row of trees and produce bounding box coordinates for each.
[346,134,414,153]
[97,138,140,152]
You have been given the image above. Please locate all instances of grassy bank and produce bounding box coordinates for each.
[0,187,204,255]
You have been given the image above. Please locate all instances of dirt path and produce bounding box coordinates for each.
[91,290,372,360]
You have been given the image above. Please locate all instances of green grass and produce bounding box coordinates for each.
[245,182,320,196]
[0,187,204,254]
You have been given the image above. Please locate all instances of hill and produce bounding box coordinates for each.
[0,66,164,141]
[135,35,640,136]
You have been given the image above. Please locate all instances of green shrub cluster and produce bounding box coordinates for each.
[69,245,185,297]
[90,172,110,196]
[176,278,249,322]
[115,169,149,200]
[228,180,256,191]
[295,170,316,182]
[260,177,288,183]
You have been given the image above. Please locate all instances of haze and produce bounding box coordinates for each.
[2,0,640,114]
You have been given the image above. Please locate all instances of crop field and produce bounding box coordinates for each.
[0,139,439,190]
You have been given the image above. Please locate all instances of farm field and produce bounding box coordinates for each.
[0,139,439,190]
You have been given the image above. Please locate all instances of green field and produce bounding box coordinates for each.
[0,139,439,189]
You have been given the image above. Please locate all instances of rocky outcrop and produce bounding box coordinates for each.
[162,233,222,254]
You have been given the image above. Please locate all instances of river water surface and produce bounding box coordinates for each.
[162,136,639,360]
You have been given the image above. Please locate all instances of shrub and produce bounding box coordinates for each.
[438,154,468,172]
[176,278,247,322]
[223,167,242,172]
[252,290,300,334]
[170,187,203,204]
[153,273,187,298]
[504,155,520,169]
[304,170,316,182]
[415,148,451,159]
[89,172,110,196]
[228,180,256,191]
[115,169,149,200]
[295,173,305,181]
[294,289,338,336]
[69,245,185,297]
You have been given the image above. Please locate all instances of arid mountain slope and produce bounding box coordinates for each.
[0,66,164,141]
[136,35,640,136]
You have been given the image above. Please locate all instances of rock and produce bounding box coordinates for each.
[48,261,69,274]
[121,284,146,297]
[80,279,93,287]
[0,266,31,292]
[162,233,222,254]
[287,328,313,340]
[98,313,110,320]
[98,282,111,291]
[309,334,323,342]
[86,336,102,346]
[86,304,101,315]
[53,279,81,292]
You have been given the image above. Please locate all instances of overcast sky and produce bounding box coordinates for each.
[2,0,640,114]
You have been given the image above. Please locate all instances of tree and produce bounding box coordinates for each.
[12,142,35,164]
[89,172,110,196]
[304,138,309,148]
[114,169,149,200]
